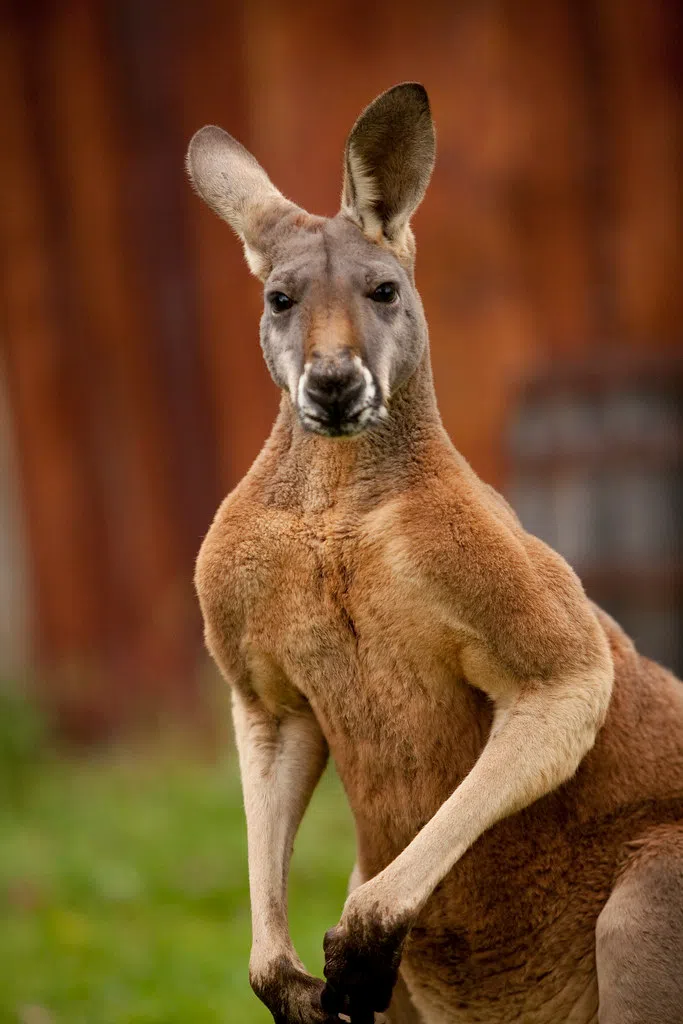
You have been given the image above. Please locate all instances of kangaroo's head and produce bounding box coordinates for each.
[187,84,435,438]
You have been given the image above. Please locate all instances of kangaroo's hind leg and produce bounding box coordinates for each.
[596,823,683,1023]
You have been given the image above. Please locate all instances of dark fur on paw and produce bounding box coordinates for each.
[251,955,337,1023]
[322,912,410,1021]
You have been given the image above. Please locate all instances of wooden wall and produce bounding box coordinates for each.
[0,0,681,738]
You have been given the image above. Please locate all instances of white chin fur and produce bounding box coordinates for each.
[296,363,312,415]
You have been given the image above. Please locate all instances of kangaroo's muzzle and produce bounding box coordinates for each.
[297,354,384,437]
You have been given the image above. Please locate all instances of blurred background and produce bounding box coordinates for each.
[0,0,681,1020]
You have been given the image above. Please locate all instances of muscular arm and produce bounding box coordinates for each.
[233,690,329,978]
[345,670,611,924]
[232,689,332,1021]
[323,667,612,1020]
[196,507,339,1022]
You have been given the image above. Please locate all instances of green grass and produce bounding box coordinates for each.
[0,738,355,1023]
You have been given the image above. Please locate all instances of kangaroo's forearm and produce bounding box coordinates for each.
[232,692,329,971]
[351,669,613,924]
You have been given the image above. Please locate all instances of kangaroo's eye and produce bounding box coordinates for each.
[370,282,398,304]
[269,292,294,313]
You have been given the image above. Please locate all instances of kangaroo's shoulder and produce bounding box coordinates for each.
[382,443,566,590]
[196,479,307,608]
[194,474,320,694]
[379,444,610,681]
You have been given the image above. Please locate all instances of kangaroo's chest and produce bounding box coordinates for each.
[246,502,468,716]
[240,502,491,862]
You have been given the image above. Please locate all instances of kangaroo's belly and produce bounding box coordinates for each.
[404,952,599,1024]
[384,794,637,1024]
[386,773,681,1024]
[395,810,605,1024]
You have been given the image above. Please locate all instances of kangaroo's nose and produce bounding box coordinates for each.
[304,360,366,424]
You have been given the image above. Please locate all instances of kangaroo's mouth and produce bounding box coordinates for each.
[296,356,386,437]
[298,401,387,437]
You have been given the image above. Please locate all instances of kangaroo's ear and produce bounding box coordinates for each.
[186,126,298,280]
[341,83,435,264]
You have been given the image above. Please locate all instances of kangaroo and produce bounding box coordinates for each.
[187,84,683,1024]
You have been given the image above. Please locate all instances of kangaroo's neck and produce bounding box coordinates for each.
[258,350,446,512]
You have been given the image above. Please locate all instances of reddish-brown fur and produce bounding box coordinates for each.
[188,85,683,1023]
[197,378,683,1021]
